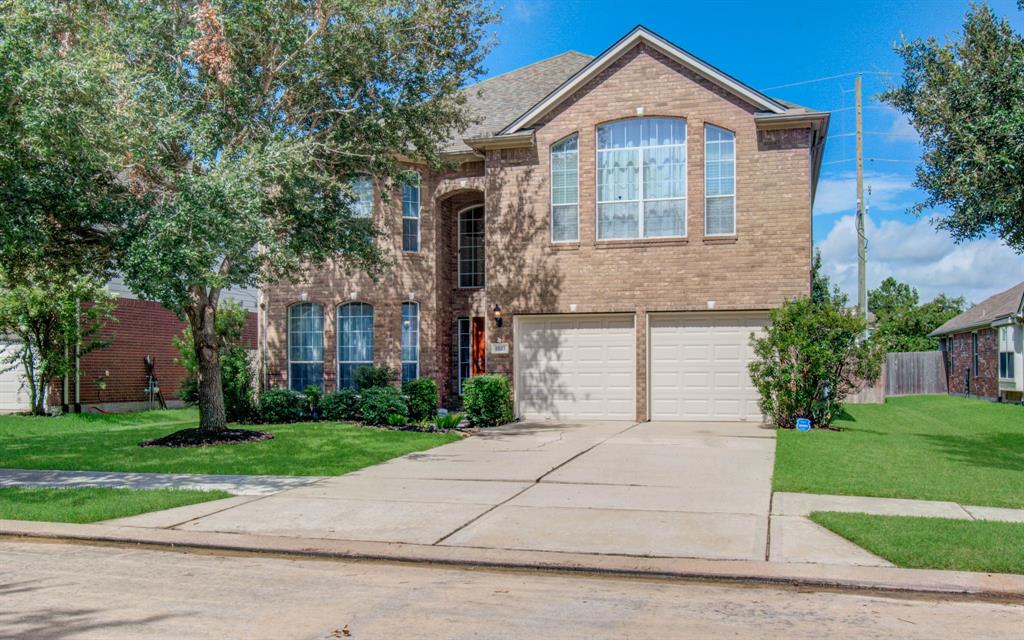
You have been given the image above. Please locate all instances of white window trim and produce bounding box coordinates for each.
[457,204,485,289]
[337,302,374,389]
[401,302,420,381]
[287,302,324,391]
[402,173,421,253]
[704,124,737,237]
[595,118,688,241]
[998,326,1015,381]
[458,317,471,394]
[351,175,374,219]
[550,133,579,243]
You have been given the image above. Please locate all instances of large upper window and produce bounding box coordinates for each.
[351,176,373,218]
[458,205,485,288]
[288,303,324,391]
[596,118,686,240]
[401,302,419,383]
[705,124,736,236]
[337,303,373,389]
[999,326,1015,380]
[550,134,579,242]
[402,175,420,252]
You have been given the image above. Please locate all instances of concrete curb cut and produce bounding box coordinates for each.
[3,519,1023,602]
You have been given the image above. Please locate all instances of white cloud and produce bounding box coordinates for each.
[885,106,921,144]
[510,0,544,23]
[817,215,1024,305]
[813,171,916,216]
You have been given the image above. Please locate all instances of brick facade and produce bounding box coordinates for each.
[262,42,816,420]
[943,329,999,399]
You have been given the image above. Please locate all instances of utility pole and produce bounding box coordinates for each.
[855,75,867,322]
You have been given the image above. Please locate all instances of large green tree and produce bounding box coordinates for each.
[2,1,496,432]
[882,3,1024,252]
[868,277,965,352]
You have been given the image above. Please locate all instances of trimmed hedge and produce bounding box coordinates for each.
[359,386,408,426]
[320,388,361,421]
[403,378,439,422]
[355,365,393,391]
[256,389,307,423]
[461,374,514,428]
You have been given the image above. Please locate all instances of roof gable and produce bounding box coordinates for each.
[929,282,1024,336]
[499,25,787,135]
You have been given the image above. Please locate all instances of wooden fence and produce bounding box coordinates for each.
[884,351,948,397]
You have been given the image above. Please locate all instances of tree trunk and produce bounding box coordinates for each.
[191,300,226,432]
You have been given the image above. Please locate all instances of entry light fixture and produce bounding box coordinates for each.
[493,304,503,328]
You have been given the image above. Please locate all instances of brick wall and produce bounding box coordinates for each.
[945,329,998,399]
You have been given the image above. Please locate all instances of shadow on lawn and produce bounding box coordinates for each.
[917,432,1024,473]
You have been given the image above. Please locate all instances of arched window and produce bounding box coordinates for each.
[596,117,686,239]
[705,125,736,236]
[550,134,579,242]
[402,174,420,252]
[400,302,419,382]
[288,303,323,391]
[351,175,373,218]
[337,303,374,389]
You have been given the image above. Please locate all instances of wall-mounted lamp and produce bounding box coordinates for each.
[493,304,504,328]
[299,291,309,302]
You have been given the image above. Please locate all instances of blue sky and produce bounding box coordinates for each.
[478,0,1024,304]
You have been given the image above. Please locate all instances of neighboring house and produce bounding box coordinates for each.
[0,280,258,414]
[930,282,1024,402]
[261,26,829,422]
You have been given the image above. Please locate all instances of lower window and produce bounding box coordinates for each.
[401,302,419,382]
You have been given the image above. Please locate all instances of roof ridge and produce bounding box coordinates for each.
[466,50,593,91]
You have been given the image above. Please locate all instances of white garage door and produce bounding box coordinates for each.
[0,339,29,414]
[516,315,635,420]
[649,313,766,421]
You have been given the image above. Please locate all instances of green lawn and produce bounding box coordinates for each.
[0,408,461,476]
[0,487,230,523]
[810,511,1024,575]
[774,395,1024,508]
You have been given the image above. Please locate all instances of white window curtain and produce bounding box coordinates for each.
[705,125,736,236]
[351,175,373,218]
[597,118,686,240]
[401,302,419,383]
[337,303,374,389]
[550,134,579,242]
[288,303,324,391]
[402,175,420,252]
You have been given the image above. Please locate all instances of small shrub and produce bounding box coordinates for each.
[256,389,307,424]
[355,365,392,391]
[359,386,407,426]
[403,378,438,421]
[303,384,322,418]
[321,389,361,421]
[221,347,255,422]
[461,375,513,428]
[387,413,409,427]
[415,417,434,432]
[433,412,463,430]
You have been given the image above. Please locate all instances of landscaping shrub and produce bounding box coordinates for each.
[434,412,463,431]
[387,413,408,427]
[256,389,308,424]
[221,347,255,422]
[403,378,439,421]
[355,365,392,390]
[303,384,322,419]
[359,386,407,426]
[320,389,361,421]
[461,375,513,428]
[748,296,884,429]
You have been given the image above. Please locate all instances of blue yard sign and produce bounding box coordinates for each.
[796,418,811,432]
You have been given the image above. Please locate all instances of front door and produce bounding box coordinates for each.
[471,317,486,375]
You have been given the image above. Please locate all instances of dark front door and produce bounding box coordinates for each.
[471,317,486,375]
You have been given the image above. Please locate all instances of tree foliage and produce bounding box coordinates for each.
[868,277,965,352]
[810,248,848,307]
[749,297,884,429]
[881,3,1024,252]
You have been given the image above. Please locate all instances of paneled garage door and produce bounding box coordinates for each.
[516,315,635,420]
[649,313,766,421]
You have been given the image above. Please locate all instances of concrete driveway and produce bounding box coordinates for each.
[115,420,775,561]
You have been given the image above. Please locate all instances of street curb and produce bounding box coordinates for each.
[3,519,1023,601]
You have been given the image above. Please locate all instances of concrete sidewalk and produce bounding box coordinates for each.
[0,468,322,496]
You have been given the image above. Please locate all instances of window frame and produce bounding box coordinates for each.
[457,205,485,289]
[704,123,737,237]
[336,302,374,390]
[999,326,1015,381]
[401,173,421,253]
[350,175,374,219]
[287,302,324,392]
[401,301,420,383]
[595,117,688,241]
[457,317,471,394]
[550,133,580,243]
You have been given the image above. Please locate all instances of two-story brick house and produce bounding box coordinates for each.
[260,26,829,423]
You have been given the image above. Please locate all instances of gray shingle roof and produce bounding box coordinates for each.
[929,282,1024,336]
[444,51,593,153]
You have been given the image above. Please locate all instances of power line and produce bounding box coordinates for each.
[822,157,919,166]
[764,70,893,91]
[827,131,920,141]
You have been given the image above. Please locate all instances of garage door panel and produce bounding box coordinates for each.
[649,313,766,422]
[517,315,635,421]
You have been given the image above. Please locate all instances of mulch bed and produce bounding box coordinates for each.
[139,428,274,448]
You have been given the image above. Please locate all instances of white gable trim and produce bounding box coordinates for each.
[500,26,787,135]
